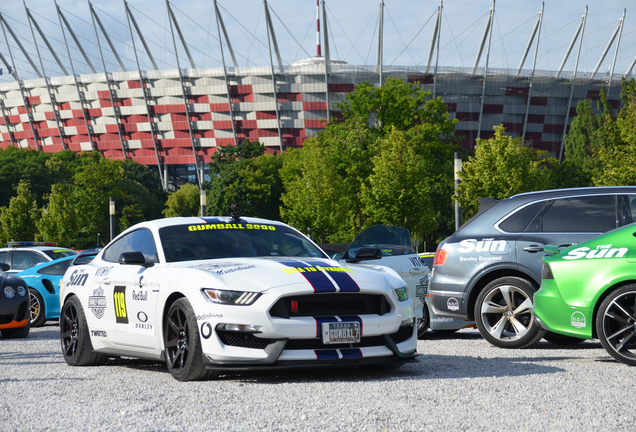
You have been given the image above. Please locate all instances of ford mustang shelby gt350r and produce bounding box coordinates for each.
[59,217,417,381]
[533,222,636,365]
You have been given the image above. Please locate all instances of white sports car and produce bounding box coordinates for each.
[59,216,417,381]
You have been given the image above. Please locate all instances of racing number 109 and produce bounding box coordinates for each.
[114,286,129,324]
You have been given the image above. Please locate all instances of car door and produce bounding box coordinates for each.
[513,194,618,283]
[99,229,160,350]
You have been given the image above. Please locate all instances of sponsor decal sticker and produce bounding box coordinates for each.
[68,269,89,287]
[137,311,148,322]
[201,322,213,339]
[95,266,113,277]
[447,297,460,312]
[90,330,107,337]
[132,290,148,301]
[197,313,224,321]
[88,287,106,319]
[416,275,429,298]
[188,223,276,231]
[571,311,586,328]
[113,286,128,324]
[216,265,256,275]
[457,239,510,255]
[563,244,628,260]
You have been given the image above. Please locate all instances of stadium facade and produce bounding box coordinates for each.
[0,1,634,190]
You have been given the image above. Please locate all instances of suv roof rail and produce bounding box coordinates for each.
[7,241,58,247]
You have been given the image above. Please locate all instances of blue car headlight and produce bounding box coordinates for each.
[392,286,409,302]
[202,289,261,305]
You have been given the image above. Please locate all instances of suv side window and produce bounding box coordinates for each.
[499,201,549,233]
[0,251,8,264]
[542,195,616,233]
[102,229,158,264]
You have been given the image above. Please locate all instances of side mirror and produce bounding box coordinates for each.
[118,251,151,266]
[0,262,10,272]
[346,247,383,263]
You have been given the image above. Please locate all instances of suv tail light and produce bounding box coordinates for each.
[433,248,448,266]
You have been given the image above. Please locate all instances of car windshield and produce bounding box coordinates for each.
[42,249,77,260]
[346,225,414,257]
[159,221,327,263]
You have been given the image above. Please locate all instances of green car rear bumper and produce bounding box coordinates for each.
[533,279,593,340]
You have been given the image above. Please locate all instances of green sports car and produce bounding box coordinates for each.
[533,222,636,365]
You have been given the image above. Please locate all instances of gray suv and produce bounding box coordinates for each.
[429,186,636,348]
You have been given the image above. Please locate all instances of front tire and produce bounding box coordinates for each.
[474,276,545,349]
[417,303,430,339]
[29,289,46,327]
[60,296,107,366]
[164,298,218,381]
[597,285,636,365]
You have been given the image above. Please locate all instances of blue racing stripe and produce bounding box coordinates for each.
[326,270,360,292]
[315,350,339,359]
[279,259,336,293]
[340,348,363,358]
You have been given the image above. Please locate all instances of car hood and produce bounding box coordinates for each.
[168,256,400,292]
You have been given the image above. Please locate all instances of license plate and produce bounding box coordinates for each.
[416,285,428,297]
[321,321,360,344]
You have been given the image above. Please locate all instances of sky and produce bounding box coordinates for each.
[0,0,634,83]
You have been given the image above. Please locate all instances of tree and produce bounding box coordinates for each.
[456,125,553,219]
[593,78,636,186]
[37,183,81,247]
[0,180,40,245]
[164,183,201,217]
[360,128,438,243]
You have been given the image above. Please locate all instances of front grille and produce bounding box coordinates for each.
[217,331,274,349]
[270,293,391,318]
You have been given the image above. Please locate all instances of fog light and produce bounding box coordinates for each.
[223,323,259,332]
[4,286,15,299]
[400,317,415,326]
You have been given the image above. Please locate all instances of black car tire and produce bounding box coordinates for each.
[29,289,46,327]
[474,276,545,349]
[543,332,585,345]
[596,285,636,366]
[164,298,219,381]
[60,296,107,366]
[2,321,31,338]
[417,303,430,339]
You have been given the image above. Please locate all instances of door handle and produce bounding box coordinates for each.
[409,268,426,275]
[522,245,544,253]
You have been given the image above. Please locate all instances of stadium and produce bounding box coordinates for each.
[0,0,634,190]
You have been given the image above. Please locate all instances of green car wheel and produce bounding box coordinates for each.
[597,285,636,366]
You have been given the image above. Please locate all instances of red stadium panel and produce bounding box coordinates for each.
[527,115,545,123]
[42,144,65,153]
[543,124,564,133]
[17,106,27,114]
[256,111,277,119]
[407,75,434,84]
[8,115,20,123]
[210,103,230,112]
[304,119,326,128]
[303,101,327,111]
[26,96,41,105]
[530,97,548,106]
[127,80,142,89]
[328,83,354,93]
[44,111,56,121]
[483,104,504,114]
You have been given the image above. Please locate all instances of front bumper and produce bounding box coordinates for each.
[0,296,30,330]
[533,279,593,339]
[195,289,418,369]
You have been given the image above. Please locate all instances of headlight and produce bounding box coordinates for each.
[392,287,409,302]
[4,286,15,299]
[17,286,26,297]
[202,289,261,305]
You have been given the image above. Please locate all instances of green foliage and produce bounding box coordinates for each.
[456,125,554,219]
[205,140,283,219]
[360,129,438,243]
[593,78,636,186]
[36,183,81,247]
[0,180,40,245]
[164,183,201,218]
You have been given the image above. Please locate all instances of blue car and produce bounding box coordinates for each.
[17,249,101,327]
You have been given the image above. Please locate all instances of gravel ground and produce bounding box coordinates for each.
[1,324,635,432]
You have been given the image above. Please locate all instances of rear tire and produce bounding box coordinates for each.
[543,332,585,345]
[60,296,107,366]
[596,285,636,365]
[164,298,219,381]
[29,289,46,327]
[417,303,430,339]
[474,276,545,349]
